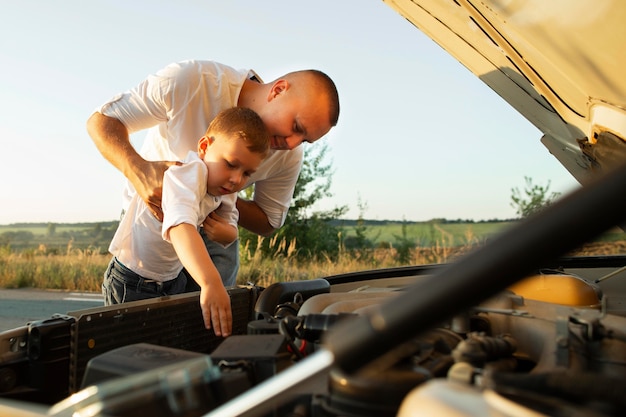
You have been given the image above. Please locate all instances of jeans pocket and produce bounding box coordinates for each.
[103,259,127,305]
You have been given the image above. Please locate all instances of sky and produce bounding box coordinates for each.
[0,0,581,225]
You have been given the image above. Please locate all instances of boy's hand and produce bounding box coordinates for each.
[202,212,237,245]
[199,284,233,337]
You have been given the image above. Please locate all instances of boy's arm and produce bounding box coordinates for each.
[168,223,233,337]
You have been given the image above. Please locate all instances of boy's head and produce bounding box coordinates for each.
[198,107,270,196]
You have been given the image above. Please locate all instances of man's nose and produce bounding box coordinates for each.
[285,135,304,150]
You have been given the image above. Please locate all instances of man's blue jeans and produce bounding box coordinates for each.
[102,257,188,305]
[182,229,240,292]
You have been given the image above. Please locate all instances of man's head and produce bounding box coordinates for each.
[198,107,270,196]
[245,70,340,150]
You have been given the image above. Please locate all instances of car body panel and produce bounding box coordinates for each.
[384,0,626,183]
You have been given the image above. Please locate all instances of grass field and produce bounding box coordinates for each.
[0,221,119,253]
[338,220,515,247]
[2,220,625,292]
[2,219,625,252]
[0,220,514,253]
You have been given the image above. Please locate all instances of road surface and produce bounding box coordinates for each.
[0,288,103,332]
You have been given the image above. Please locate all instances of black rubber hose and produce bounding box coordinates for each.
[487,370,626,410]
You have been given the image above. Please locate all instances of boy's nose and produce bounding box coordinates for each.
[230,171,243,185]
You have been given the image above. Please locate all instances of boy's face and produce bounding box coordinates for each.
[197,135,264,196]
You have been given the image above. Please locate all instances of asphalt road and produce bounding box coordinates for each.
[0,289,103,332]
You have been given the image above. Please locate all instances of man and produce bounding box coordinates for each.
[87,59,340,286]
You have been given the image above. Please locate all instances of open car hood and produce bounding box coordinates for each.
[384,0,626,185]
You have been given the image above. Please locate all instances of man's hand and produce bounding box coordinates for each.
[130,159,181,221]
[202,212,238,245]
[86,112,180,221]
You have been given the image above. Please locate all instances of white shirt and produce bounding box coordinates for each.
[109,152,230,281]
[99,59,303,229]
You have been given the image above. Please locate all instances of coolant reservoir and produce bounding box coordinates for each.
[507,274,601,307]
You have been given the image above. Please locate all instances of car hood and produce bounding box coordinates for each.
[384,0,626,186]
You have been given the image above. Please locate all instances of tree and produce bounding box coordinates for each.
[92,223,102,238]
[352,195,372,249]
[510,176,560,218]
[239,143,347,260]
[393,218,414,264]
[343,195,378,251]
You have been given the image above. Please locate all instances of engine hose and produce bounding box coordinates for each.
[486,370,626,411]
[277,314,359,360]
[278,316,305,360]
[452,333,517,366]
[296,314,357,343]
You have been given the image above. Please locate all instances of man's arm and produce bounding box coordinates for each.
[236,198,276,236]
[86,112,178,220]
[169,223,233,337]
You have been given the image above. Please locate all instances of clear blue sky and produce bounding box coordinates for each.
[0,0,580,225]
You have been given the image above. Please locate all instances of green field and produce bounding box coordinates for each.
[0,220,509,253]
[1,219,625,254]
[335,220,514,248]
[2,219,626,292]
[0,221,119,253]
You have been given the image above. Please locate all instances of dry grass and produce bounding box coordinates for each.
[0,245,106,291]
[236,234,475,287]
[0,237,622,292]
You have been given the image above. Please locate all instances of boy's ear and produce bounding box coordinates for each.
[268,79,289,101]
[197,135,215,156]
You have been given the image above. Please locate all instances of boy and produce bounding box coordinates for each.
[103,107,270,337]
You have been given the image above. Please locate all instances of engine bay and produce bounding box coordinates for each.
[3,255,625,417]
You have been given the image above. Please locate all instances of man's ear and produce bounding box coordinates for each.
[268,79,289,102]
[197,135,215,156]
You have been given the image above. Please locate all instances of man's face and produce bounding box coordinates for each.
[261,82,332,150]
[198,136,264,196]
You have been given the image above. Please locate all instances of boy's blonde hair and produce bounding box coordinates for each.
[206,107,270,158]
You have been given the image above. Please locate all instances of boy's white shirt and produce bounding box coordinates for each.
[109,151,234,281]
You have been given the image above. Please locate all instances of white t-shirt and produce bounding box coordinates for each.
[98,59,303,229]
[109,152,231,281]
